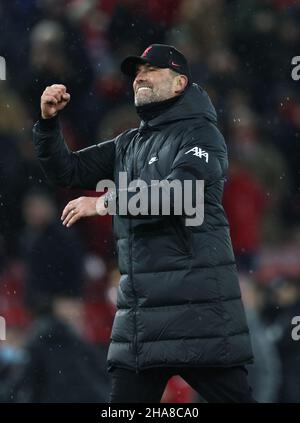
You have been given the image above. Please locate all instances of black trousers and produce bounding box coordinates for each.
[109,365,256,403]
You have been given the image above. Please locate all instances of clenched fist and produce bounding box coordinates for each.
[41,84,71,119]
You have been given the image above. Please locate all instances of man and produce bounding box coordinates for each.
[32,44,254,402]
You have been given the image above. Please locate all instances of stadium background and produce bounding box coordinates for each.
[0,0,300,402]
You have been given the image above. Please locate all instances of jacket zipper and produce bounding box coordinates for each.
[122,140,139,373]
[128,223,139,373]
[171,216,191,255]
[133,130,146,179]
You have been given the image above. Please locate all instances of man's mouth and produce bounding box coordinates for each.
[137,86,152,93]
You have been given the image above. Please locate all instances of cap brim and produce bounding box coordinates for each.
[120,56,149,78]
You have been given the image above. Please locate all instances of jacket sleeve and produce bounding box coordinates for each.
[166,126,226,185]
[32,116,116,190]
[111,125,227,218]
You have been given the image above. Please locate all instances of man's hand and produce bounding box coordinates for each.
[41,84,71,119]
[61,196,107,227]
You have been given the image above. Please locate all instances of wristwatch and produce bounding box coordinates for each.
[103,190,117,209]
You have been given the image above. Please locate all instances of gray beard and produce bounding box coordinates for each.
[134,94,158,106]
[134,88,171,106]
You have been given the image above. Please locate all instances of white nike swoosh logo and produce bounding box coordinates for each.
[148,157,158,164]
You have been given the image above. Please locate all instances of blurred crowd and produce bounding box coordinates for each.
[0,0,300,403]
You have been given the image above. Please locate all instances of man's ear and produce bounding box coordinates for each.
[174,74,188,94]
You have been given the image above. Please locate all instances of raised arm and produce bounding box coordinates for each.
[32,84,115,190]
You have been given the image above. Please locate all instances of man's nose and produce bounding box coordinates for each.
[135,69,147,82]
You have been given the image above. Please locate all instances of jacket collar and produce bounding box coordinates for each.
[138,83,217,130]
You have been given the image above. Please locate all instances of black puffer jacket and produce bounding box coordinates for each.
[33,83,253,372]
